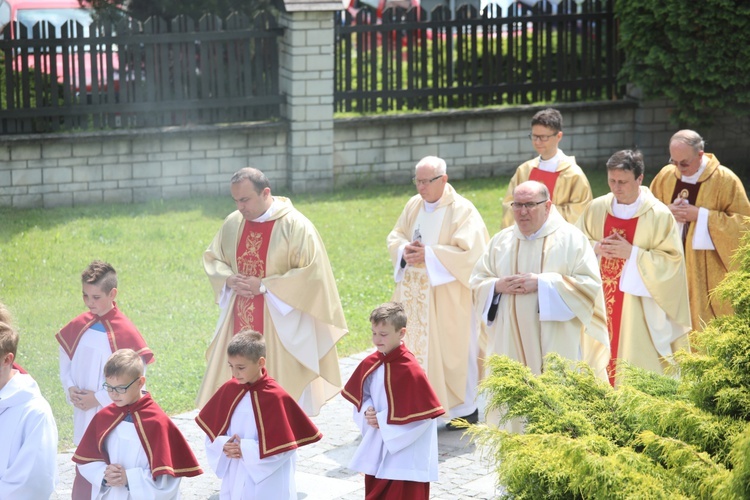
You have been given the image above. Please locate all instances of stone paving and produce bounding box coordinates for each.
[52,350,499,499]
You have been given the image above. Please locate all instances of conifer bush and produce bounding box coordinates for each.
[469,230,750,498]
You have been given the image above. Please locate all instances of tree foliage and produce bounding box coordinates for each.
[615,0,750,128]
[469,227,750,498]
[84,0,279,22]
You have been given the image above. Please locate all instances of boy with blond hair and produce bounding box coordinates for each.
[73,349,202,498]
[196,329,322,499]
[0,302,58,498]
[57,260,155,499]
[342,302,445,499]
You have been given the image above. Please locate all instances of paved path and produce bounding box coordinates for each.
[52,351,498,499]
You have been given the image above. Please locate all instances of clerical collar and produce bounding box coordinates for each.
[680,155,709,185]
[538,150,564,173]
[252,198,280,222]
[522,220,550,240]
[612,191,643,219]
[423,198,441,213]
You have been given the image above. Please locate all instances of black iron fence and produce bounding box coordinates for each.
[0,12,282,134]
[334,0,623,113]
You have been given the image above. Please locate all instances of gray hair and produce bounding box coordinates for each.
[415,156,447,176]
[670,130,705,153]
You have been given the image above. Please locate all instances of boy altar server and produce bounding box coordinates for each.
[58,261,155,499]
[342,302,445,499]
[0,305,58,498]
[196,329,322,499]
[73,349,202,499]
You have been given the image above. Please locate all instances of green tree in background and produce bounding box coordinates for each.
[616,0,750,128]
[469,228,750,498]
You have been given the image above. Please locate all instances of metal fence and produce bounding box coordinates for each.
[334,0,622,113]
[0,12,283,134]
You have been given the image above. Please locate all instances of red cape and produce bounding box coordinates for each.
[56,303,154,364]
[11,362,27,374]
[342,343,445,424]
[195,369,322,459]
[72,393,202,478]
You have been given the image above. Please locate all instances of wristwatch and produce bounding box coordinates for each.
[258,282,267,295]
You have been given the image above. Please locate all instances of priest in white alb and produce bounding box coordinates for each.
[471,180,610,410]
[388,156,489,429]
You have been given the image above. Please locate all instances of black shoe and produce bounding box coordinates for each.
[445,409,479,431]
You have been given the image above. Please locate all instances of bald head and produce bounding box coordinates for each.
[512,181,552,236]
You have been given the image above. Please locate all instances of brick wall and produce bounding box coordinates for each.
[2,97,748,208]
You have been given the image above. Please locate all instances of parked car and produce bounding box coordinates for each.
[0,0,120,94]
[344,0,420,20]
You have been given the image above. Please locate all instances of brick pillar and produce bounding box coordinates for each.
[278,10,335,193]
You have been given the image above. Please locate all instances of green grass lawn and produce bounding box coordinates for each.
[0,169,610,449]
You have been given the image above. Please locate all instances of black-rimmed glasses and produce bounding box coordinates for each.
[511,200,548,211]
[102,377,140,394]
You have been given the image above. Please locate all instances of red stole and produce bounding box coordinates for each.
[56,304,154,364]
[72,393,202,478]
[670,180,703,246]
[529,168,561,200]
[233,220,276,334]
[342,343,445,424]
[601,214,639,385]
[195,369,322,459]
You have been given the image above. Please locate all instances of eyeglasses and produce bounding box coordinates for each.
[528,133,558,142]
[511,200,548,211]
[103,377,140,394]
[412,175,444,186]
[668,157,695,169]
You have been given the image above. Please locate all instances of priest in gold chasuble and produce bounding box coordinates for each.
[650,130,750,331]
[577,150,691,385]
[197,168,348,416]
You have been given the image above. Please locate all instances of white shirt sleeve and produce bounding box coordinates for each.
[537,273,575,321]
[59,346,75,397]
[376,409,433,454]
[125,467,181,499]
[619,246,652,297]
[394,244,407,283]
[692,207,716,250]
[424,246,456,287]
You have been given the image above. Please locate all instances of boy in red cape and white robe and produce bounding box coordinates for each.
[73,349,202,499]
[342,302,445,500]
[58,261,155,499]
[196,329,322,499]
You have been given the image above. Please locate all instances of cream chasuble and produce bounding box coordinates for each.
[198,198,348,416]
[388,184,489,414]
[650,154,750,330]
[502,153,593,228]
[471,206,609,380]
[576,188,692,380]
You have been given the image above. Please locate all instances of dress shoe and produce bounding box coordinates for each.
[445,408,478,431]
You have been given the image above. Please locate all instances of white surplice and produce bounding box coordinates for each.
[0,371,58,499]
[348,364,439,482]
[205,393,296,500]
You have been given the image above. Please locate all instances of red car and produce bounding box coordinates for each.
[0,0,119,93]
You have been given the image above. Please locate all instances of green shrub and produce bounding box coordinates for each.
[616,0,750,128]
[469,224,750,498]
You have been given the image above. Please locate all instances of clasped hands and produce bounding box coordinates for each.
[69,386,98,411]
[227,274,264,299]
[596,232,632,260]
[495,273,538,295]
[365,406,379,429]
[668,197,699,224]
[403,240,425,266]
[103,463,128,488]
[223,434,243,459]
